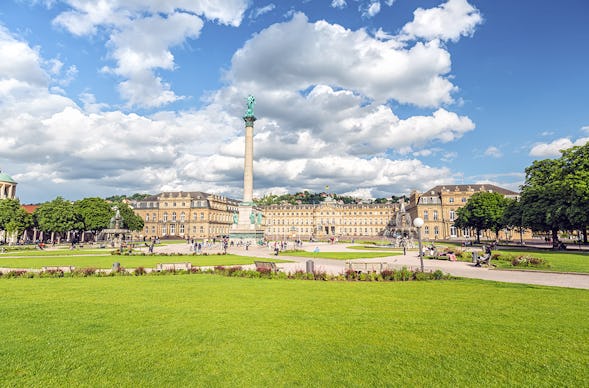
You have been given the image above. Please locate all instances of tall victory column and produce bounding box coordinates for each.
[229,95,264,242]
[242,95,255,204]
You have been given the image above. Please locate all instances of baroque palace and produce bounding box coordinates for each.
[129,183,523,242]
[407,184,520,241]
[130,192,239,240]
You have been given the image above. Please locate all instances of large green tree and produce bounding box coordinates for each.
[560,143,589,242]
[520,159,571,243]
[34,197,80,242]
[74,197,112,240]
[0,199,32,243]
[503,198,525,244]
[454,191,509,243]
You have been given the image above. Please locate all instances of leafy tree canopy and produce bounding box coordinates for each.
[454,191,509,242]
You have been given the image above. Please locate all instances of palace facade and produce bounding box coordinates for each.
[263,197,398,240]
[405,184,521,241]
[130,192,239,240]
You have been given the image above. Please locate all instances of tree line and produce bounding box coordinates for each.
[0,197,143,244]
[455,143,589,244]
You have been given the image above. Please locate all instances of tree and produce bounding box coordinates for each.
[34,197,79,242]
[0,198,32,243]
[74,197,112,241]
[560,143,589,242]
[454,192,509,243]
[520,159,570,244]
[112,202,144,231]
[503,198,525,244]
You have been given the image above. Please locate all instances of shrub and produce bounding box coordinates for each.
[134,266,146,276]
[41,269,64,278]
[432,269,444,280]
[511,256,547,267]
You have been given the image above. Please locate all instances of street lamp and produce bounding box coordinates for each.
[413,217,424,272]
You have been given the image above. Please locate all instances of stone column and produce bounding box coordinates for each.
[243,115,256,203]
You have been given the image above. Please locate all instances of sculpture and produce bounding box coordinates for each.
[249,212,255,224]
[233,212,238,224]
[245,95,255,117]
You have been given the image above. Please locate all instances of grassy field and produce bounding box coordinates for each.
[493,249,589,273]
[0,254,289,269]
[0,275,587,386]
[282,250,399,260]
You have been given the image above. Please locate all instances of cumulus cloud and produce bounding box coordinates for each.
[51,1,249,108]
[529,137,589,158]
[1,0,482,203]
[401,0,482,42]
[229,13,457,107]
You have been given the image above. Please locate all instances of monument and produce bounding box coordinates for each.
[97,206,130,246]
[229,95,265,242]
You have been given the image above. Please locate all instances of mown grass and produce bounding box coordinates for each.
[2,248,112,257]
[0,254,289,269]
[282,250,399,260]
[493,249,589,273]
[0,276,587,386]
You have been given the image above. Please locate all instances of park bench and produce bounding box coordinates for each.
[42,265,75,272]
[346,261,390,274]
[155,262,192,271]
[254,261,279,272]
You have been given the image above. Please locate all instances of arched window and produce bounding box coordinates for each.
[163,212,168,222]
[172,212,177,221]
[180,212,185,222]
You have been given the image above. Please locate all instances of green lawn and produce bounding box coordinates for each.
[282,250,399,260]
[346,245,403,251]
[2,248,113,257]
[0,254,289,269]
[493,249,589,273]
[0,276,587,386]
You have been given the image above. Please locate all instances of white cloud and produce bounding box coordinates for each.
[363,2,381,18]
[484,146,502,158]
[51,1,249,108]
[251,4,276,19]
[529,137,589,157]
[581,125,589,132]
[229,13,457,107]
[1,2,481,203]
[401,0,482,42]
[331,0,347,9]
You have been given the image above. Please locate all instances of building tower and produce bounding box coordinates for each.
[229,95,264,242]
[0,169,17,199]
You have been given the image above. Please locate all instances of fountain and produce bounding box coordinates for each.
[97,206,130,247]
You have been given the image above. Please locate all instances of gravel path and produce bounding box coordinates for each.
[154,242,589,290]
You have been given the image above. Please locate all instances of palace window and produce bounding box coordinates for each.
[424,226,429,235]
[434,226,439,236]
[170,224,175,234]
[450,226,457,237]
[162,225,167,234]
[423,211,429,221]
[172,212,177,221]
[449,197,454,203]
[152,213,157,222]
[180,224,185,234]
[163,212,168,222]
[433,211,439,221]
[180,212,185,222]
[145,214,149,221]
[449,210,455,221]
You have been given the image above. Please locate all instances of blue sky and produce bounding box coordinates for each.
[0,0,588,204]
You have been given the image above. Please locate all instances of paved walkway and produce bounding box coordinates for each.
[151,241,589,290]
[3,242,588,290]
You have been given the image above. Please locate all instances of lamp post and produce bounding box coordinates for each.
[413,217,424,272]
